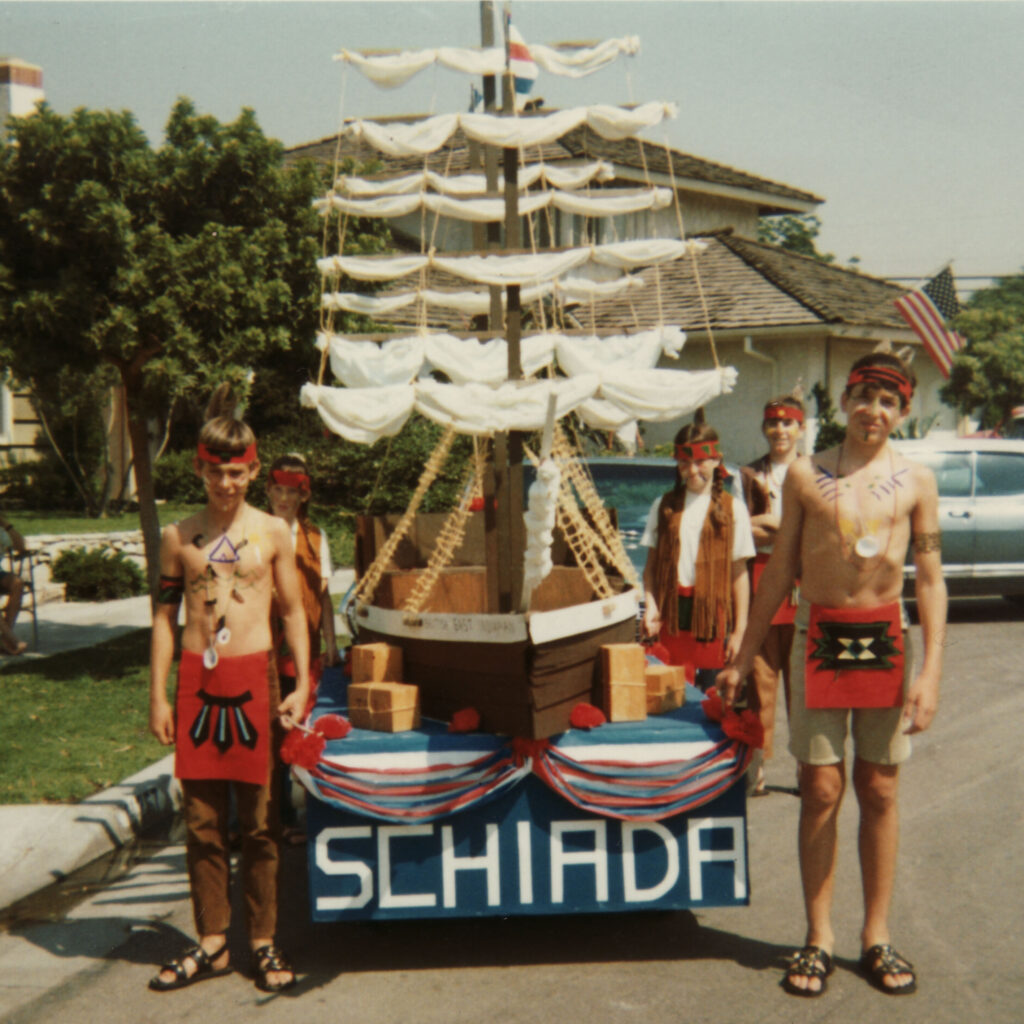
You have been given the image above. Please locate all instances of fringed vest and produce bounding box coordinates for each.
[652,488,734,642]
[273,521,324,661]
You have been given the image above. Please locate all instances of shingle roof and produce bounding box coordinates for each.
[329,231,910,337]
[576,232,910,334]
[286,116,821,213]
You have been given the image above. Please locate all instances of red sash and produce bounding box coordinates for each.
[752,552,798,626]
[175,650,271,786]
[805,603,904,709]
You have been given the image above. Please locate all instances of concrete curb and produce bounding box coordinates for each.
[0,754,182,913]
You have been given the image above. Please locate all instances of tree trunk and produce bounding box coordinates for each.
[121,368,162,612]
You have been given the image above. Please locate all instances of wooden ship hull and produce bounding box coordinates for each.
[353,512,639,739]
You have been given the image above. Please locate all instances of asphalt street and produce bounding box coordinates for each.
[1,596,1022,1024]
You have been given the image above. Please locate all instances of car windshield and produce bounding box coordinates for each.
[585,461,676,533]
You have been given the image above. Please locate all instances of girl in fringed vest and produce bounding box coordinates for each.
[267,454,340,838]
[641,417,755,691]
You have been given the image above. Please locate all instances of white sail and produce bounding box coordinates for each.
[334,161,615,197]
[345,102,677,157]
[317,239,697,285]
[316,186,673,221]
[335,37,640,87]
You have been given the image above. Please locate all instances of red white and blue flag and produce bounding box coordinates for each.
[506,19,537,109]
[894,266,967,378]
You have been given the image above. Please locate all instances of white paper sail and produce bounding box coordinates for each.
[302,364,737,446]
[345,103,677,157]
[317,239,697,285]
[335,161,615,197]
[335,37,640,87]
[320,274,645,317]
[316,186,673,222]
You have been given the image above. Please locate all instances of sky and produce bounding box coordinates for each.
[1,0,1021,289]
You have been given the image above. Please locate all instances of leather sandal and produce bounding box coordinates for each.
[781,944,834,997]
[860,943,917,995]
[252,943,296,993]
[149,943,231,992]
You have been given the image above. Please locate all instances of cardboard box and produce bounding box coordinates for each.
[647,685,687,715]
[348,681,420,732]
[600,643,647,722]
[644,664,687,714]
[350,643,403,684]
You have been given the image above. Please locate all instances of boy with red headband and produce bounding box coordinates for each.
[717,352,947,999]
[641,416,755,690]
[267,453,339,841]
[148,388,310,994]
[740,394,806,794]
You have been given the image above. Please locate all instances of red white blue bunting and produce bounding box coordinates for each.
[294,675,752,824]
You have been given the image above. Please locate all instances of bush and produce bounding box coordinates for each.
[153,449,206,503]
[51,546,147,602]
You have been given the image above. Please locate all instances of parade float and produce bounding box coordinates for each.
[291,5,760,921]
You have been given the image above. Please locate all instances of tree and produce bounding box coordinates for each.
[940,272,1024,430]
[0,99,326,592]
[757,213,835,264]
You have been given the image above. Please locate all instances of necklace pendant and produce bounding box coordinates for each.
[216,626,231,647]
[203,646,219,670]
[854,535,881,558]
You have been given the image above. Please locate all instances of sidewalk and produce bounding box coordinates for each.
[0,568,356,915]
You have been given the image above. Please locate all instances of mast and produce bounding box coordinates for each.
[481,0,525,613]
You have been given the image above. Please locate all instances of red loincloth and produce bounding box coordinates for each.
[175,649,271,786]
[805,602,904,709]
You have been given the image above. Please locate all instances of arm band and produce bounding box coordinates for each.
[157,574,185,605]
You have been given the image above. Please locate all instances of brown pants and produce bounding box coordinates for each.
[180,660,282,942]
[746,623,795,761]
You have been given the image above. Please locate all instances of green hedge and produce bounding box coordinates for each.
[51,546,147,602]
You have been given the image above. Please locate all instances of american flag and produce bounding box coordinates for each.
[894,266,967,377]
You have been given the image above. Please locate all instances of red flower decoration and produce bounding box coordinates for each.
[646,642,672,665]
[314,713,351,740]
[448,707,481,733]
[722,708,765,749]
[701,691,724,723]
[280,728,326,769]
[570,702,607,730]
[511,736,551,765]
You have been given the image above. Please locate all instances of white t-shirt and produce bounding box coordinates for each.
[756,458,791,552]
[640,489,755,587]
[290,520,333,583]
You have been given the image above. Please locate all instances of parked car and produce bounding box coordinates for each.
[893,438,1024,598]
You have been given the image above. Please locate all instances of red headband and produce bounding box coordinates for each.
[270,469,310,490]
[763,404,805,424]
[675,440,721,462]
[846,365,913,404]
[197,441,258,465]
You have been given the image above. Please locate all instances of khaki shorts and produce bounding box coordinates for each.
[788,600,913,767]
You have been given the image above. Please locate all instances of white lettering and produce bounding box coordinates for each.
[441,823,500,907]
[621,821,679,902]
[550,820,609,903]
[314,826,374,911]
[686,816,747,901]
[516,821,534,904]
[378,824,438,908]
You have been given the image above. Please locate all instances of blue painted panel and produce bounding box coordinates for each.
[307,772,748,921]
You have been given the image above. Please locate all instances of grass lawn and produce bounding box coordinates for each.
[0,630,167,804]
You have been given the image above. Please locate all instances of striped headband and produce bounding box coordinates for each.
[270,469,310,490]
[196,441,258,465]
[846,365,913,404]
[675,440,721,461]
[763,404,804,424]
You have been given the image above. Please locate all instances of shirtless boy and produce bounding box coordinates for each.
[717,352,947,998]
[149,389,310,994]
